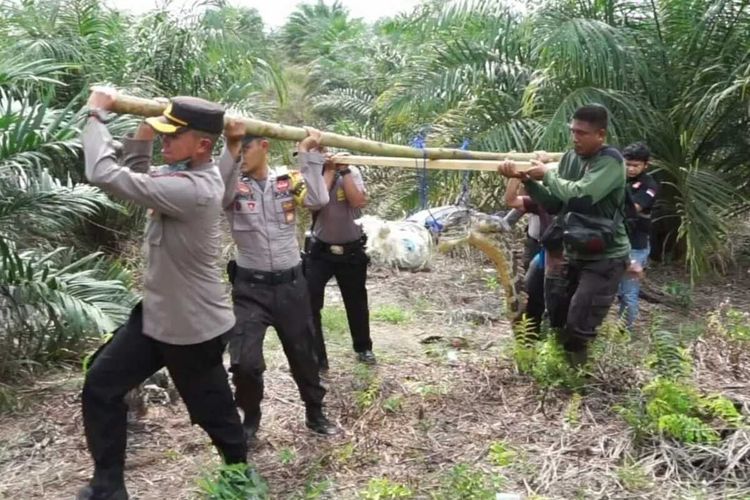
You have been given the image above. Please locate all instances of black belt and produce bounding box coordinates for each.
[312,236,366,256]
[236,263,303,285]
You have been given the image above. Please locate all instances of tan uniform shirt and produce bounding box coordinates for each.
[313,166,366,244]
[220,150,329,271]
[82,119,235,345]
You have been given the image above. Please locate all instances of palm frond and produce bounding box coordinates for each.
[0,92,81,173]
[0,172,119,244]
[655,160,741,281]
[0,238,134,377]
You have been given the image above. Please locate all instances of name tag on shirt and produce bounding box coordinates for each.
[282,200,295,223]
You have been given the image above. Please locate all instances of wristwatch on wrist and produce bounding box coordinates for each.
[339,167,351,176]
[85,108,113,124]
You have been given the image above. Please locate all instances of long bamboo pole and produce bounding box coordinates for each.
[109,94,563,163]
[331,155,544,172]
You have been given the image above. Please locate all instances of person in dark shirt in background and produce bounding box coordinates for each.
[618,142,659,332]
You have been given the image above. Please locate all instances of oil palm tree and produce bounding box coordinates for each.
[0,56,135,378]
[309,0,750,277]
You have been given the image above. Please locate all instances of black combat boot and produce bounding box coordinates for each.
[76,466,128,500]
[356,350,376,365]
[305,405,337,435]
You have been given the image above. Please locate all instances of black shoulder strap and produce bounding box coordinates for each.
[597,146,628,228]
[599,145,624,162]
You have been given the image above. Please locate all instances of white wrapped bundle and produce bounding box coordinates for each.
[406,205,464,230]
[357,215,433,270]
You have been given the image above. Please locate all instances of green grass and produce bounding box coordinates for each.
[353,364,381,410]
[322,307,349,337]
[299,480,331,499]
[320,305,411,339]
[487,441,517,467]
[371,305,412,324]
[383,395,404,414]
[616,461,652,491]
[279,447,297,465]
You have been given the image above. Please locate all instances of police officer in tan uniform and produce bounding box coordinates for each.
[304,158,373,369]
[220,122,336,441]
[79,89,246,500]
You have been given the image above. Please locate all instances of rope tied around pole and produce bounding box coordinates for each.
[457,138,472,207]
[410,131,442,234]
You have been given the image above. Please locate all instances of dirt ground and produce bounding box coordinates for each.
[0,252,748,499]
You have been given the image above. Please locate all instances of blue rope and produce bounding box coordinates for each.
[410,132,442,234]
[410,133,428,210]
[458,138,471,207]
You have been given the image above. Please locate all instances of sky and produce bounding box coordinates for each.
[106,0,425,28]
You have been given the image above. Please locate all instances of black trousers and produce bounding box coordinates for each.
[305,247,371,365]
[545,257,628,352]
[82,303,247,477]
[228,267,325,420]
[522,235,541,271]
[524,258,545,334]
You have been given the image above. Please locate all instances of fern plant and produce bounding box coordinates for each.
[646,329,692,380]
[700,395,745,427]
[531,337,583,391]
[656,414,720,444]
[511,314,537,374]
[618,322,746,444]
[510,318,583,390]
[623,378,744,444]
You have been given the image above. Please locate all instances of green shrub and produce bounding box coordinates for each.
[360,477,413,499]
[197,463,269,500]
[435,463,504,500]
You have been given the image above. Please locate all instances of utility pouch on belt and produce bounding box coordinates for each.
[562,211,622,254]
[303,230,313,255]
[227,259,238,285]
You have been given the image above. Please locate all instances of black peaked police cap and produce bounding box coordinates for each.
[146,96,225,135]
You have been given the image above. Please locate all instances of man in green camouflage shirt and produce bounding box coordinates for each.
[499,104,630,364]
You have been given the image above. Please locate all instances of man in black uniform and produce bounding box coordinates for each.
[618,142,659,331]
[79,89,246,500]
[304,157,373,369]
[220,122,336,442]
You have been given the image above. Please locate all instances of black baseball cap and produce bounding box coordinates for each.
[146,96,225,135]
